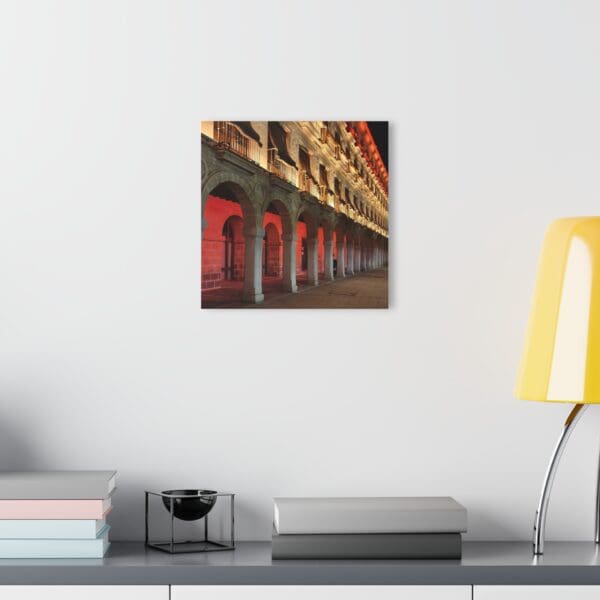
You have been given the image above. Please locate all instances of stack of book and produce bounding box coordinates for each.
[272,497,467,559]
[0,471,116,558]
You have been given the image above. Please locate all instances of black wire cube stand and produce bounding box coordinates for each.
[145,490,235,554]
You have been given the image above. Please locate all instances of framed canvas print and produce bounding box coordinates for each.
[201,121,388,308]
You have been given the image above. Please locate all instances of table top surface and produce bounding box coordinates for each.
[1,541,600,585]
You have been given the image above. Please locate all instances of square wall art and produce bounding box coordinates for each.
[201,121,388,309]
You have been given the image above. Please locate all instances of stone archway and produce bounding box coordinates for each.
[295,207,319,286]
[334,219,348,279]
[202,173,265,304]
[202,169,258,227]
[318,217,335,281]
[222,215,244,281]
[261,197,297,293]
[263,222,282,277]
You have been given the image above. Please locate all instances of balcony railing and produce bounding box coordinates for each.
[319,185,329,204]
[268,148,298,187]
[299,171,317,196]
[213,122,260,163]
[333,194,344,213]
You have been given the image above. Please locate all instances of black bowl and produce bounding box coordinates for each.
[161,489,218,521]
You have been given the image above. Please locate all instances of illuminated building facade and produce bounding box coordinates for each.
[201,121,389,305]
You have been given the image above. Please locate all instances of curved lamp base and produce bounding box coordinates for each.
[533,403,595,555]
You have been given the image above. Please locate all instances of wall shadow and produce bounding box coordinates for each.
[0,416,37,470]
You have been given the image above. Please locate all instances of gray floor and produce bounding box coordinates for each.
[202,269,389,309]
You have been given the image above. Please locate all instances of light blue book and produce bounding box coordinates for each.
[0,518,106,539]
[0,525,110,558]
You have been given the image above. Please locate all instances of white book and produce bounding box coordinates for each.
[273,497,468,534]
[0,471,116,500]
[0,518,106,539]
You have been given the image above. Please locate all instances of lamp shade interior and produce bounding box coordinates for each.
[515,217,600,403]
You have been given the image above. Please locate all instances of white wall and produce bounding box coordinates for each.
[2,0,600,542]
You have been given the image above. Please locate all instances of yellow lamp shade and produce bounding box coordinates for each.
[515,217,600,403]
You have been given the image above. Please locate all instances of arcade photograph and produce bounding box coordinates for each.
[201,121,389,309]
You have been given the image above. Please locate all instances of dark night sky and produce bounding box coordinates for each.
[367,121,389,171]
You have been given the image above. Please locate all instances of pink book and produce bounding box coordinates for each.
[0,497,112,519]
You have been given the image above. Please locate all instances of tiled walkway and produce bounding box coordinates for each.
[201,268,388,309]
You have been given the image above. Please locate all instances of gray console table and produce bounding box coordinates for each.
[0,541,598,585]
[1,542,600,600]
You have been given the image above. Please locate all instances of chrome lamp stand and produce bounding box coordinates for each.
[533,403,600,554]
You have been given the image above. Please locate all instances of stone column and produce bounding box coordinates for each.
[347,242,355,275]
[307,235,319,286]
[354,245,361,273]
[242,224,265,303]
[324,237,334,281]
[282,232,298,293]
[336,240,346,278]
